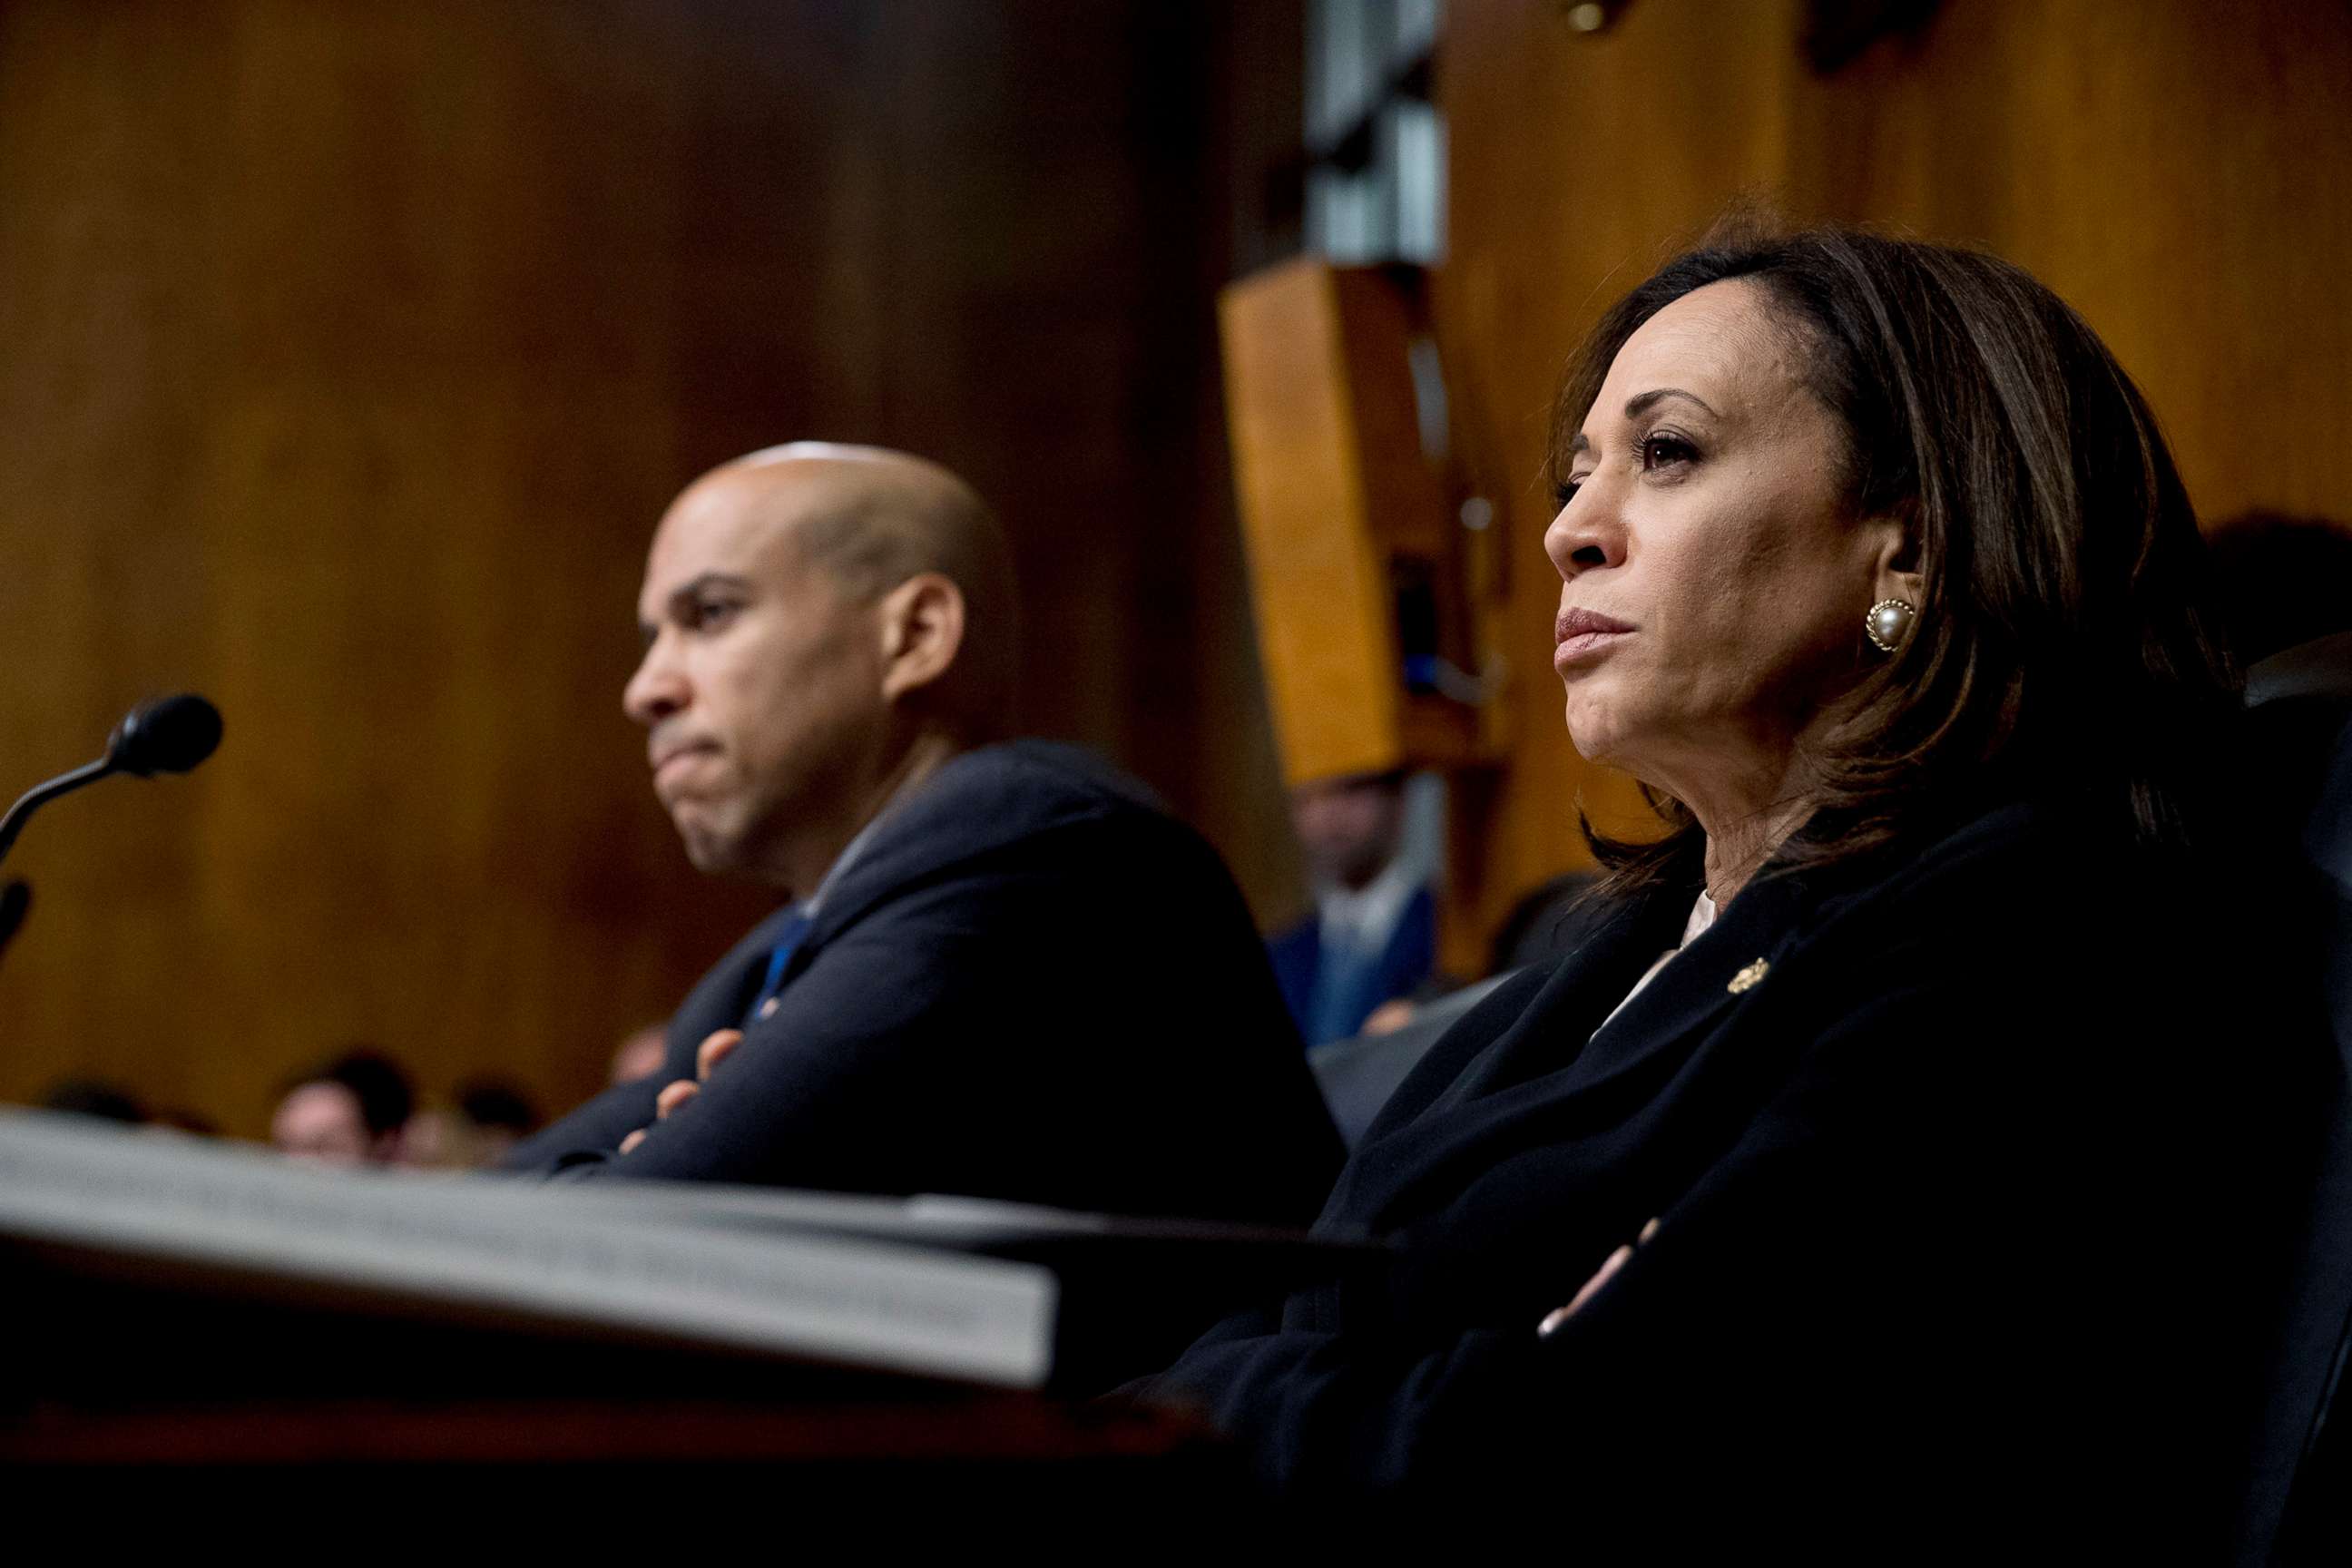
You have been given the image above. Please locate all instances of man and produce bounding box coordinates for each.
[1266,769,1436,1045]
[506,445,1340,1227]
[271,1049,414,1165]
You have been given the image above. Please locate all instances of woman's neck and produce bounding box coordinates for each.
[1676,741,1818,907]
[1698,794,1812,906]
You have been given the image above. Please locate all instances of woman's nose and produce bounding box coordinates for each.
[1544,493,1624,581]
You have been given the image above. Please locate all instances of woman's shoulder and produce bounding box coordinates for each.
[1774,786,2302,1027]
[1802,789,2171,926]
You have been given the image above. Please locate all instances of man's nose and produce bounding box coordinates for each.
[623,635,686,726]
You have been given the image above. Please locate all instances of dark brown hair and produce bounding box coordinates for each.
[1553,221,2237,896]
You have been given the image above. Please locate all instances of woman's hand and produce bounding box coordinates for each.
[1538,1217,1659,1337]
[617,1028,743,1154]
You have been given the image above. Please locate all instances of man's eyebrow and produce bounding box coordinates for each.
[668,572,754,607]
[640,572,754,642]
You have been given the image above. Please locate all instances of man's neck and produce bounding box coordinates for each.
[769,729,968,901]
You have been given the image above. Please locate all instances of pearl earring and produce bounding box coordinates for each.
[1865,598,1916,652]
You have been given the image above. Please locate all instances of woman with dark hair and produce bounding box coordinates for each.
[1143,227,2331,1552]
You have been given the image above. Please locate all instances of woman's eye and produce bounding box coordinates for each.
[1640,434,1696,470]
[1553,477,1584,508]
[691,599,740,631]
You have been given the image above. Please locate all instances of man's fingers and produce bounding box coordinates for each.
[1639,1216,1661,1245]
[654,1077,701,1121]
[1538,1244,1633,1338]
[637,1036,739,1148]
[696,1028,744,1082]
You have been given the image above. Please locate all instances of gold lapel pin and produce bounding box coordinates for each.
[1728,958,1769,995]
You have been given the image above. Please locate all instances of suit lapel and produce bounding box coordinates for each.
[669,903,808,1051]
[1413,883,1697,1112]
[1554,868,1815,1102]
[1344,867,1820,1229]
[670,781,940,1055]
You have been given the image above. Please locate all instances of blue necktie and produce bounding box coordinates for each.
[742,909,813,1026]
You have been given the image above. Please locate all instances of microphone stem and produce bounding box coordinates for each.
[0,759,116,868]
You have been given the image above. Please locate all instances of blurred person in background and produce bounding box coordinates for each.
[2204,510,2352,670]
[454,1079,536,1165]
[1268,769,1436,1044]
[398,1079,540,1169]
[270,1048,412,1166]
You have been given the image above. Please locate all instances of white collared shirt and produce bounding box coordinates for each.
[1316,855,1423,960]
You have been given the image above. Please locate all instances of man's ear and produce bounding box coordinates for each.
[877,573,967,703]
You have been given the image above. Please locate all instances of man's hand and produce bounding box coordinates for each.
[617,1028,742,1155]
[1537,1217,1659,1338]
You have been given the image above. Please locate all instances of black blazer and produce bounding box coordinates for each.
[1149,789,2334,1553]
[508,740,1342,1228]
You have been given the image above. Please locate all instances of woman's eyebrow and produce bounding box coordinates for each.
[1569,386,1723,456]
[1624,387,1719,419]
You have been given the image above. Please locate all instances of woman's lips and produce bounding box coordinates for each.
[1554,608,1634,668]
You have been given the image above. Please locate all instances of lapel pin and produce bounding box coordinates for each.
[1728,958,1769,995]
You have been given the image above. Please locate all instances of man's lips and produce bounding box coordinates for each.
[650,739,720,784]
[1554,607,1635,665]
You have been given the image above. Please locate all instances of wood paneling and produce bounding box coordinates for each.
[1437,0,2352,967]
[0,1,1300,1132]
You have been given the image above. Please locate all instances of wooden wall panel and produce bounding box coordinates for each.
[0,1,1300,1133]
[1437,0,2352,966]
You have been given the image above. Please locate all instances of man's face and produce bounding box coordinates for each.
[271,1082,372,1165]
[623,468,888,883]
[1291,774,1405,892]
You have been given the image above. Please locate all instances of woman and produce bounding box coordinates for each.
[1143,228,2331,1552]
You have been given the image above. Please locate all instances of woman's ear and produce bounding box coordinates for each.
[1867,514,1926,609]
[877,573,968,703]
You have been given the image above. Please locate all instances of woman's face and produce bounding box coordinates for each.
[1545,279,1899,811]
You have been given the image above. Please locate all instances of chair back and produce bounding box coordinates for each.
[2240,632,2352,1564]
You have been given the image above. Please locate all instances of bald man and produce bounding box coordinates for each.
[506,446,1341,1229]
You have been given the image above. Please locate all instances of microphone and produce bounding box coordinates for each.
[105,692,225,779]
[0,694,222,869]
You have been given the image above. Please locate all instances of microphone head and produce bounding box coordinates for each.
[106,694,223,778]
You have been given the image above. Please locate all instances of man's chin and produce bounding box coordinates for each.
[678,836,750,878]
[669,810,748,877]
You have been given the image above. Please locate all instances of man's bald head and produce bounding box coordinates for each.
[625,445,1018,891]
[677,444,1018,730]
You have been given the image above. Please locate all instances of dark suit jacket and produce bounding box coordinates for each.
[508,740,1342,1228]
[1267,886,1436,1046]
[1147,789,2335,1553]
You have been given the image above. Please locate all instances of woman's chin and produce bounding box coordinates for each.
[1561,703,1627,769]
